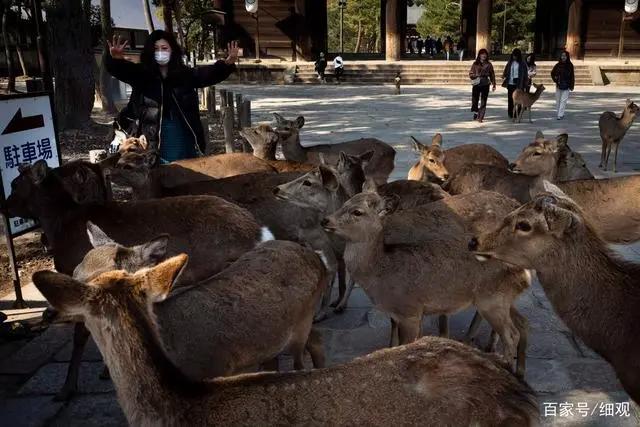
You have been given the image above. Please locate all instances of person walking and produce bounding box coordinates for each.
[315,52,327,83]
[501,48,527,119]
[333,54,344,83]
[551,50,574,120]
[416,37,424,56]
[468,48,496,123]
[525,53,537,92]
[444,36,453,60]
[106,30,237,163]
[457,36,466,61]
[435,37,443,55]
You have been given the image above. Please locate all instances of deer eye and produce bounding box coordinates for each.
[352,210,363,217]
[515,221,532,232]
[533,152,542,156]
[302,180,312,187]
[428,158,435,163]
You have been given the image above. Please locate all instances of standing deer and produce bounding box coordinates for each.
[471,185,640,403]
[599,99,639,172]
[272,113,396,185]
[512,83,545,123]
[33,258,539,426]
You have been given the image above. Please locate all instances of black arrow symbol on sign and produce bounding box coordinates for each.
[2,109,45,135]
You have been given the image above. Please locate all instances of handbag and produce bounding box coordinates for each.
[471,77,481,86]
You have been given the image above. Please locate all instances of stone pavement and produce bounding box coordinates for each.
[1,85,640,426]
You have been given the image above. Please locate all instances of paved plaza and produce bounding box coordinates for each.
[1,84,640,426]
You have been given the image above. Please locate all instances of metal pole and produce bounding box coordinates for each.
[31,0,53,92]
[255,12,261,61]
[340,6,344,54]
[2,214,25,309]
[502,1,507,54]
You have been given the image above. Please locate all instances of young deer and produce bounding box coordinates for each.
[321,189,530,375]
[6,160,268,400]
[273,113,396,185]
[407,134,509,184]
[75,226,327,378]
[599,99,639,172]
[33,258,539,426]
[471,184,640,403]
[512,83,545,123]
[239,124,315,173]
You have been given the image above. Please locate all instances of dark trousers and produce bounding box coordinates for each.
[335,67,344,81]
[471,84,490,113]
[507,79,520,117]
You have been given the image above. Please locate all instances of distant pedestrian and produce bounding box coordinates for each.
[416,37,424,56]
[444,36,453,60]
[315,52,327,83]
[468,48,496,123]
[394,72,401,94]
[426,36,434,57]
[435,37,443,54]
[457,36,466,61]
[525,54,537,92]
[502,48,527,119]
[551,50,575,120]
[333,55,344,83]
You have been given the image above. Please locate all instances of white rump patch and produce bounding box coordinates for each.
[314,250,330,270]
[475,255,489,262]
[260,227,275,242]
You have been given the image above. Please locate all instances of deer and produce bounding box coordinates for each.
[320,187,530,376]
[239,124,315,173]
[599,99,640,172]
[74,225,327,379]
[511,83,545,123]
[33,258,540,426]
[470,183,640,403]
[408,134,450,183]
[273,113,396,185]
[5,160,270,401]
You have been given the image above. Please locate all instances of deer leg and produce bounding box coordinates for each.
[334,278,355,313]
[477,304,519,373]
[54,322,90,401]
[330,258,346,308]
[613,143,620,173]
[437,314,449,338]
[485,331,499,353]
[599,139,607,168]
[604,144,613,171]
[510,307,529,378]
[397,316,422,345]
[305,328,325,369]
[389,318,399,347]
[464,310,483,344]
[528,107,532,123]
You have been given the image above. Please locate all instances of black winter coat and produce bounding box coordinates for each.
[106,54,236,153]
[502,60,528,89]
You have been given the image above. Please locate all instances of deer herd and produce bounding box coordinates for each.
[6,97,639,425]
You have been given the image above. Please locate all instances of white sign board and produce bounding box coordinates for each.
[0,94,60,235]
[245,0,258,13]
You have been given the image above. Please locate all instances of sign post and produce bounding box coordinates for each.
[0,93,61,307]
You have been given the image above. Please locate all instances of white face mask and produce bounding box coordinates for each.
[155,51,171,65]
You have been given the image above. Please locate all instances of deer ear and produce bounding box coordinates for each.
[137,234,169,265]
[295,116,305,129]
[626,98,632,107]
[362,177,378,194]
[556,133,568,148]
[379,195,400,217]
[273,113,285,123]
[319,165,339,192]
[410,136,425,152]
[142,151,158,168]
[25,160,50,184]
[138,135,148,150]
[431,133,443,147]
[534,130,545,142]
[358,150,375,163]
[87,221,116,248]
[138,254,188,302]
[63,165,102,205]
[542,180,571,200]
[337,151,351,167]
[542,204,581,237]
[32,271,89,316]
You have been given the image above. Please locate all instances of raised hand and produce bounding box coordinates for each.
[225,41,240,65]
[107,35,129,60]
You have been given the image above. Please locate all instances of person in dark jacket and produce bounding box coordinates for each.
[106,30,237,163]
[468,48,496,123]
[551,50,575,120]
[502,48,527,119]
[315,52,327,83]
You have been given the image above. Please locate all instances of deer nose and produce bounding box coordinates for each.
[320,218,330,228]
[443,173,450,180]
[468,237,479,252]
[508,163,516,171]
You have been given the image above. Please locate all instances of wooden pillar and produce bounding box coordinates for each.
[566,0,583,59]
[476,0,492,53]
[385,0,401,61]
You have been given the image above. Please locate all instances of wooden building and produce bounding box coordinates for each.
[219,0,639,61]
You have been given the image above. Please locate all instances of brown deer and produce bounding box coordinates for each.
[407,135,509,184]
[239,124,315,173]
[512,83,545,123]
[273,113,396,185]
[74,227,327,378]
[6,160,268,400]
[599,99,639,172]
[470,184,640,403]
[321,189,530,376]
[33,259,539,426]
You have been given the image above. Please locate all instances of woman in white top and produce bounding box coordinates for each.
[333,55,344,83]
[501,48,527,119]
[525,54,537,92]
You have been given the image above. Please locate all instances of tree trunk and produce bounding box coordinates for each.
[1,5,16,92]
[354,19,363,53]
[161,0,173,33]
[15,37,28,76]
[46,0,95,129]
[99,0,116,113]
[142,0,154,33]
[173,2,187,53]
[385,0,400,61]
